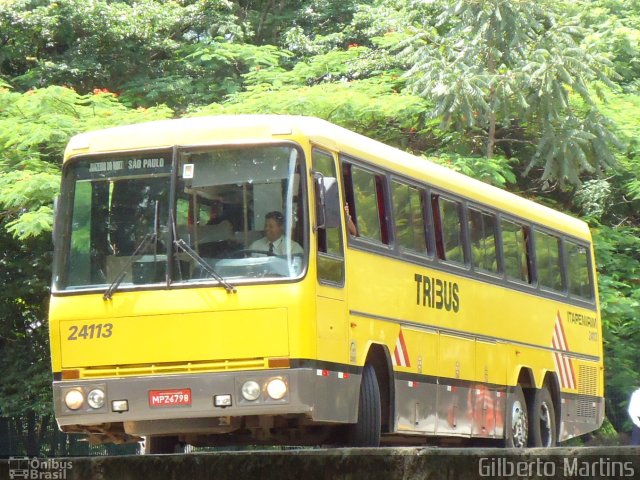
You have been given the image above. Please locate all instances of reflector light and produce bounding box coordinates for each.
[268,358,290,369]
[112,400,129,412]
[214,394,232,407]
[61,370,80,380]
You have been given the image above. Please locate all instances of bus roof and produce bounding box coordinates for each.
[64,114,591,240]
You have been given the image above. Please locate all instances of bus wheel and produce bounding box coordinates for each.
[504,386,528,448]
[347,364,381,447]
[528,387,557,447]
[144,435,182,454]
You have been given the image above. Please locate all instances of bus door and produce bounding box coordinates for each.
[312,148,349,364]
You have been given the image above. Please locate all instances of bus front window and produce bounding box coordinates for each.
[55,145,307,292]
[174,144,306,282]
[57,153,172,291]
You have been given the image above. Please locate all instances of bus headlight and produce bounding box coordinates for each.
[64,389,84,410]
[266,378,287,400]
[87,389,105,409]
[241,381,261,401]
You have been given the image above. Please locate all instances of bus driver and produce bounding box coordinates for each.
[249,211,303,255]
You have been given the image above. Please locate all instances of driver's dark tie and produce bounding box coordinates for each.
[268,242,274,255]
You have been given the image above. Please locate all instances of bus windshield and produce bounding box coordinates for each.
[56,144,307,292]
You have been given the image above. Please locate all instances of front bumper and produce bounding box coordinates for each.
[53,367,360,435]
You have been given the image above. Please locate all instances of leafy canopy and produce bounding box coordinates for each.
[399,0,622,185]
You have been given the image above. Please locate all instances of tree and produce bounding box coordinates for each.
[399,0,622,186]
[566,0,640,91]
[0,86,172,238]
[0,0,242,109]
[0,86,172,455]
[0,226,52,456]
[592,224,640,432]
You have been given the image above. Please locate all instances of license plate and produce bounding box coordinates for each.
[148,388,192,407]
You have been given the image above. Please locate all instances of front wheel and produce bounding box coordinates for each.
[347,364,381,446]
[528,387,557,447]
[504,386,528,448]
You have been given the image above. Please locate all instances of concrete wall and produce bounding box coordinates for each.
[1,446,639,480]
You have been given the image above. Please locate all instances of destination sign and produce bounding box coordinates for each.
[74,155,172,180]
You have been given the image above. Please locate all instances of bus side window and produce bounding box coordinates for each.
[313,149,344,285]
[345,163,389,245]
[432,194,465,265]
[468,207,499,274]
[500,218,531,284]
[535,230,564,292]
[565,240,594,300]
[391,180,428,256]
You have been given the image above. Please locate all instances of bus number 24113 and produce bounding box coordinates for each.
[67,323,113,340]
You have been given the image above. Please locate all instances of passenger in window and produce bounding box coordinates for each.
[207,196,233,228]
[250,211,303,255]
[344,203,358,236]
[199,195,239,257]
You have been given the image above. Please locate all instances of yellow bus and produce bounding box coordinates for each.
[49,115,603,452]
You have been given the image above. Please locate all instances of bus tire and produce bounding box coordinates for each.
[504,386,528,448]
[144,435,181,454]
[527,387,557,447]
[347,364,381,447]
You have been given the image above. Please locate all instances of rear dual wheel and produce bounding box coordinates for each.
[504,386,528,448]
[504,385,557,448]
[528,387,557,447]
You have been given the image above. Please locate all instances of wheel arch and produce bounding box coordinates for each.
[516,367,536,389]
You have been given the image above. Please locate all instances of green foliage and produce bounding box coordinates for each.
[399,0,622,185]
[583,92,640,225]
[194,75,434,150]
[0,86,172,238]
[121,40,292,109]
[0,0,239,107]
[429,154,517,188]
[565,0,640,90]
[574,179,612,219]
[592,224,640,430]
[244,47,377,87]
[1,0,640,450]
[233,0,359,45]
[0,226,52,419]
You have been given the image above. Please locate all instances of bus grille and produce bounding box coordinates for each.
[78,358,269,378]
[577,365,598,418]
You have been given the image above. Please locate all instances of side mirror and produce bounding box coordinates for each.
[313,172,340,229]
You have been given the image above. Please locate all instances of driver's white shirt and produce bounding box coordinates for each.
[249,235,303,255]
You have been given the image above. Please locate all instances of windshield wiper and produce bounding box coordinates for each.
[174,238,236,294]
[168,208,236,293]
[104,201,161,300]
[103,232,157,300]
